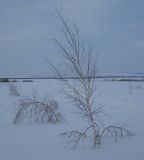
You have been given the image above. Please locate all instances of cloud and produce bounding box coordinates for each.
[134,41,144,49]
[0,35,15,42]
[0,0,144,76]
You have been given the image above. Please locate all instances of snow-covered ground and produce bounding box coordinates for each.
[0,80,144,160]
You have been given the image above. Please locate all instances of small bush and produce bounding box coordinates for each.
[9,84,20,96]
[13,93,64,124]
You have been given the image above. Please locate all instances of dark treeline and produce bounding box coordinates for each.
[0,75,144,82]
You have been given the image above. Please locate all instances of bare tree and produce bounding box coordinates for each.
[49,9,134,148]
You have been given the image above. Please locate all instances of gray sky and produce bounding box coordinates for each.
[0,0,144,77]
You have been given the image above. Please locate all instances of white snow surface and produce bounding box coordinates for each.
[0,80,144,160]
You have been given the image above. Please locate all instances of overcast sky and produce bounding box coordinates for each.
[0,0,144,77]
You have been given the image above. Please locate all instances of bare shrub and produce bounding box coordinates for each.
[13,92,64,124]
[9,84,20,96]
[129,82,144,94]
[49,9,134,148]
